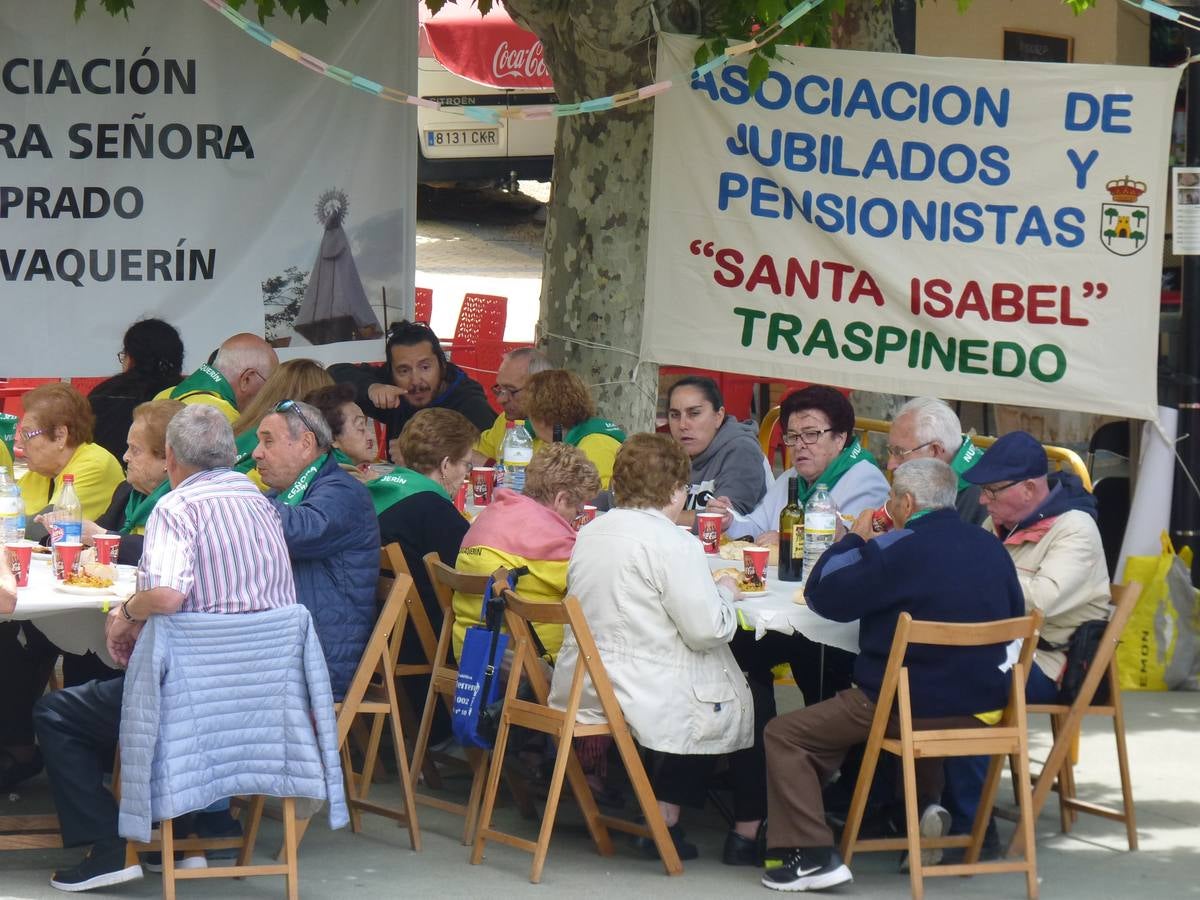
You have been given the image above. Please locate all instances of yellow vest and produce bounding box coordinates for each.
[152,385,239,423]
[19,442,125,520]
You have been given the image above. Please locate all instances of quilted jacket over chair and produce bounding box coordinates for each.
[117,605,348,843]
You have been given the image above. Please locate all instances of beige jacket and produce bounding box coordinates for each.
[549,507,753,755]
[985,509,1111,680]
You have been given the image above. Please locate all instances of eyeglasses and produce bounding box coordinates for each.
[782,428,833,447]
[116,350,128,367]
[274,399,321,439]
[981,480,1023,500]
[886,440,935,460]
[490,384,523,399]
[18,427,47,442]
[246,368,266,384]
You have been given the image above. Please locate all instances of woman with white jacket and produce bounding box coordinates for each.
[549,432,755,862]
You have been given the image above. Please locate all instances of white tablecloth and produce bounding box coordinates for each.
[0,556,135,667]
[708,556,859,654]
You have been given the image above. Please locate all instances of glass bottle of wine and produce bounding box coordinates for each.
[777,475,804,582]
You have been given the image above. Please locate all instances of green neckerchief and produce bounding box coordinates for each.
[950,435,984,491]
[564,417,626,446]
[365,467,449,515]
[169,363,238,409]
[904,507,935,525]
[797,437,875,505]
[233,429,259,473]
[280,453,330,507]
[121,479,171,532]
[0,412,16,457]
[332,448,355,467]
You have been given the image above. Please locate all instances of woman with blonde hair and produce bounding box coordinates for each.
[522,369,625,490]
[230,358,333,488]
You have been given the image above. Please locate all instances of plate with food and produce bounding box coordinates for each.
[718,540,779,566]
[54,563,123,595]
[712,567,769,595]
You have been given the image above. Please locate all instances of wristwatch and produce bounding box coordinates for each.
[119,599,136,622]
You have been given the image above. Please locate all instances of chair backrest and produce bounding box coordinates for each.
[453,293,507,347]
[1085,581,1142,707]
[423,551,491,617]
[875,611,1043,726]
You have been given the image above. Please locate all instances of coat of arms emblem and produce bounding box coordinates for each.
[1100,176,1149,257]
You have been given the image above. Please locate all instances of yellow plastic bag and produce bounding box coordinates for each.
[1117,533,1198,691]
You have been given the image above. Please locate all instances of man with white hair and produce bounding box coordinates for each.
[471,346,552,466]
[758,458,1022,892]
[157,333,280,422]
[886,397,986,525]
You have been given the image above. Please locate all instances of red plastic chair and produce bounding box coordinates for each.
[451,293,507,374]
[0,378,61,419]
[415,287,433,325]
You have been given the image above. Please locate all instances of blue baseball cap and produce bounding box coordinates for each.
[962,431,1047,485]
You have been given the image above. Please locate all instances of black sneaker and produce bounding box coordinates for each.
[142,852,208,874]
[634,822,699,861]
[50,840,143,893]
[722,821,766,866]
[761,847,852,892]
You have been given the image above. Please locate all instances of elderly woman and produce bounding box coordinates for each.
[1,385,126,791]
[549,433,754,862]
[230,359,333,489]
[368,408,477,742]
[451,443,600,662]
[522,369,625,490]
[87,317,185,461]
[304,382,378,480]
[666,376,769,527]
[15,383,125,527]
[82,399,185,566]
[710,386,891,788]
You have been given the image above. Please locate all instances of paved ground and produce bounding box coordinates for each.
[2,688,1196,899]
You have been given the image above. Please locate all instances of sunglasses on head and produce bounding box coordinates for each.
[274,399,320,438]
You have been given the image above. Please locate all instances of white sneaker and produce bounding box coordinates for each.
[900,803,952,872]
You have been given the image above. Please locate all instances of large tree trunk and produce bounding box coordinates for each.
[506,0,696,432]
[508,0,901,431]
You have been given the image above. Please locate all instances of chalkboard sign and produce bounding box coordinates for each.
[1002,30,1073,63]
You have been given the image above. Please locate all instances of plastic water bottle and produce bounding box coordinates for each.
[54,474,83,544]
[802,483,836,583]
[500,419,534,494]
[0,469,24,543]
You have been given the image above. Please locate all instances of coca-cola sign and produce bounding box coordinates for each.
[492,39,549,82]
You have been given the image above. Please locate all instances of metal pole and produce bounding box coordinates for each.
[1172,24,1200,582]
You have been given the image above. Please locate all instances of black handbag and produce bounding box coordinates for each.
[1054,619,1111,705]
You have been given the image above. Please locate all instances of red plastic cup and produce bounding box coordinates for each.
[696,512,724,554]
[93,534,121,566]
[573,504,598,531]
[6,541,32,588]
[871,503,894,533]
[742,546,770,589]
[453,480,468,514]
[470,466,496,506]
[53,541,83,581]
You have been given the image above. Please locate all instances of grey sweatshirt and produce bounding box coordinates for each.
[684,415,770,514]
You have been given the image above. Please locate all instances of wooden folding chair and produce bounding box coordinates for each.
[471,584,683,883]
[113,754,297,900]
[1007,582,1142,855]
[841,611,1043,900]
[0,814,61,851]
[292,553,421,853]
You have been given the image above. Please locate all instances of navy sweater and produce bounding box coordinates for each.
[807,507,1024,717]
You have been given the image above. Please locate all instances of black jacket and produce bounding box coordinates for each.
[88,371,181,460]
[329,362,496,456]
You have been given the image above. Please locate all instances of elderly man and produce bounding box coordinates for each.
[759,459,1023,892]
[156,332,279,422]
[330,320,495,462]
[887,397,986,525]
[252,399,379,699]
[32,406,297,892]
[470,346,551,466]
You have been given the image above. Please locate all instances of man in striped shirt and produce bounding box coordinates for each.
[34,405,297,893]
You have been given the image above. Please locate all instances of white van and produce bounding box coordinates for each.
[417,4,556,186]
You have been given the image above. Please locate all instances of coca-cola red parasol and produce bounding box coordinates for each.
[419,2,553,90]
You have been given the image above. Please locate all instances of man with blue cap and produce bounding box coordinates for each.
[941,429,1112,862]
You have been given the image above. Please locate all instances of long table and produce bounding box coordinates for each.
[707,555,859,654]
[0,555,135,668]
